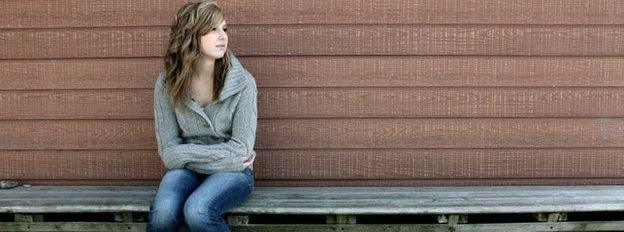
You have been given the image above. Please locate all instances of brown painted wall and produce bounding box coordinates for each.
[1,0,624,186]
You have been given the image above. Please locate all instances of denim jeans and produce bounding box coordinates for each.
[147,167,254,232]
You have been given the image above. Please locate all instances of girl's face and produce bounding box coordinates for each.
[199,20,228,60]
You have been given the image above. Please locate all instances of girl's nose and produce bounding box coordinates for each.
[218,29,227,38]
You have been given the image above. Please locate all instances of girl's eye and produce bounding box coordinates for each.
[223,28,227,32]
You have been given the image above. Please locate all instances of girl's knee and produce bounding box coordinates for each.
[147,201,183,231]
[183,200,226,230]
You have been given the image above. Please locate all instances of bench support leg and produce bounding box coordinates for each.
[327,215,356,224]
[533,212,568,222]
[14,214,44,222]
[114,212,134,222]
[437,214,468,224]
[227,215,250,226]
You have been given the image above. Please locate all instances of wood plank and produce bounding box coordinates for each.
[0,197,152,210]
[255,148,624,180]
[238,186,624,214]
[0,90,154,119]
[17,178,624,187]
[259,118,624,149]
[1,118,623,150]
[0,120,155,150]
[234,186,624,199]
[18,179,161,186]
[4,87,624,119]
[1,186,624,214]
[259,178,624,187]
[259,87,624,118]
[0,186,155,197]
[4,57,624,90]
[0,0,184,29]
[231,198,624,215]
[2,195,622,214]
[0,185,613,198]
[239,222,624,232]
[1,148,623,180]
[3,25,624,59]
[241,57,624,87]
[3,222,624,232]
[234,200,624,215]
[0,222,145,232]
[3,0,624,29]
[231,25,624,56]
[0,150,163,180]
[0,59,162,90]
[11,185,624,200]
[0,27,166,59]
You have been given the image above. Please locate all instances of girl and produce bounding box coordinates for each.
[147,1,257,231]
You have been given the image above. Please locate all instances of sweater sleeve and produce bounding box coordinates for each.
[153,73,229,169]
[185,76,258,174]
[153,73,187,169]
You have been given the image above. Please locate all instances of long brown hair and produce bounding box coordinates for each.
[164,0,232,110]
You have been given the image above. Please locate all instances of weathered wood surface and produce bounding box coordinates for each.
[0,222,146,232]
[1,186,623,214]
[2,221,624,232]
[232,222,624,232]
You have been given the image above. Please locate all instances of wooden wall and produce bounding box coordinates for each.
[1,0,624,186]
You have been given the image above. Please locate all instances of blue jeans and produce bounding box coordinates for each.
[147,167,254,232]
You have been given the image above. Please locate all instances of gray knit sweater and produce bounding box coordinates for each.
[153,55,257,174]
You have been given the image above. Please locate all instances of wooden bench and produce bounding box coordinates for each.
[2,185,624,231]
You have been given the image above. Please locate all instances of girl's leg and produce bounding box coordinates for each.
[147,168,203,232]
[183,167,254,232]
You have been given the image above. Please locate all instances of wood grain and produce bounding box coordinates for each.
[257,118,624,149]
[0,119,622,150]
[4,57,624,90]
[1,148,623,180]
[3,0,624,29]
[16,178,624,187]
[3,0,623,187]
[2,25,624,59]
[2,87,624,119]
[0,59,162,90]
[2,186,624,215]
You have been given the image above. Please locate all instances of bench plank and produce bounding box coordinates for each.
[1,186,623,214]
[229,222,624,232]
[2,221,624,232]
[1,222,145,232]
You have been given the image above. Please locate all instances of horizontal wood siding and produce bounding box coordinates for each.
[3,26,624,58]
[1,0,623,186]
[3,0,624,28]
[1,119,622,149]
[3,88,624,119]
[2,149,623,180]
[4,58,624,90]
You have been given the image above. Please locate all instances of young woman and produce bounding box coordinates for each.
[147,1,257,231]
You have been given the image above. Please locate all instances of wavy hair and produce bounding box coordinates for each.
[164,0,232,110]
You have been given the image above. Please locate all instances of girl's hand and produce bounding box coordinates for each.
[243,151,256,167]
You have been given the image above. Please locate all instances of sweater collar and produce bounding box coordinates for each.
[184,54,249,107]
